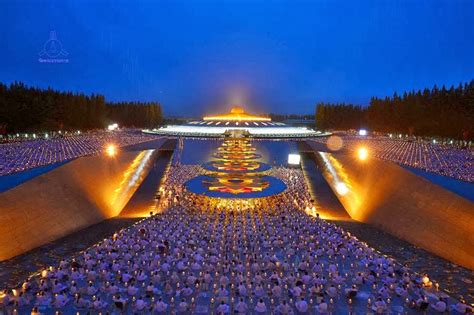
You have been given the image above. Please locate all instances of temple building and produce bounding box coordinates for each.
[203,106,271,121]
[143,106,329,138]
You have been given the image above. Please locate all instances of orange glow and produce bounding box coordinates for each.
[110,150,154,213]
[211,161,261,171]
[318,152,361,209]
[326,135,344,151]
[357,147,369,160]
[303,204,349,221]
[336,182,349,195]
[106,144,117,157]
[203,106,271,121]
[204,175,270,194]
[200,137,272,194]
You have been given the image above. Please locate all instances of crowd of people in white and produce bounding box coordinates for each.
[311,136,474,182]
[0,130,160,176]
[1,130,472,183]
[0,165,471,314]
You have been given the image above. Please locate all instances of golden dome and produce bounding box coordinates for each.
[230,106,245,114]
[203,106,271,122]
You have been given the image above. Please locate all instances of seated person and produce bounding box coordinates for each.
[216,301,230,314]
[372,297,388,314]
[295,297,309,313]
[430,297,447,313]
[254,299,267,313]
[344,285,358,299]
[450,298,473,314]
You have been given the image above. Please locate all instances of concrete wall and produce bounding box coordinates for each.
[300,152,350,220]
[0,150,156,261]
[314,151,474,270]
[120,150,173,218]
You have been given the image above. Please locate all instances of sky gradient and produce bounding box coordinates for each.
[0,0,473,116]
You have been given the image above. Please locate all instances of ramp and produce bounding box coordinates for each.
[314,150,474,270]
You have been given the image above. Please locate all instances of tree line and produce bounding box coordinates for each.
[0,82,163,134]
[269,113,315,122]
[107,102,163,129]
[314,104,365,131]
[315,80,474,140]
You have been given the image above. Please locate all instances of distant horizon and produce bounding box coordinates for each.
[2,79,472,118]
[1,0,473,116]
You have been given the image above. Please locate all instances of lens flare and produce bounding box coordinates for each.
[327,135,343,151]
[357,147,368,160]
[335,182,349,195]
[106,144,117,157]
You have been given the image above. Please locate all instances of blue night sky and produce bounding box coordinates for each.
[0,0,473,116]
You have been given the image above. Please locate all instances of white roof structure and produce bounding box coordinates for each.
[143,106,330,139]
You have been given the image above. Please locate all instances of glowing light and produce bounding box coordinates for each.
[108,123,119,131]
[318,152,362,217]
[358,129,367,136]
[335,182,349,196]
[110,150,155,212]
[288,154,301,165]
[204,175,270,194]
[145,125,319,136]
[203,106,271,122]
[422,275,432,287]
[357,147,369,160]
[106,144,117,157]
[327,135,344,151]
[143,106,330,138]
[198,137,274,195]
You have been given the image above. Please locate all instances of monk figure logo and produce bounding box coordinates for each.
[38,31,69,63]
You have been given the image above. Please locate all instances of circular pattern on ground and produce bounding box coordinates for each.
[185,175,287,199]
[212,152,262,160]
[202,161,271,174]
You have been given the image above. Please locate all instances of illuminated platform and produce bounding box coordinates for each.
[203,106,271,122]
[143,106,330,138]
[202,161,271,173]
[213,152,262,160]
[185,174,286,198]
[185,136,287,198]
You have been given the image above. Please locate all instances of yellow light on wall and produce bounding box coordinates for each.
[357,147,368,161]
[335,182,349,196]
[106,144,117,157]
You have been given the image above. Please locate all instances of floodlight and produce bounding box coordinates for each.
[288,154,301,165]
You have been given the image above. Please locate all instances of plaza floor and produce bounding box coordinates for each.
[0,139,472,314]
